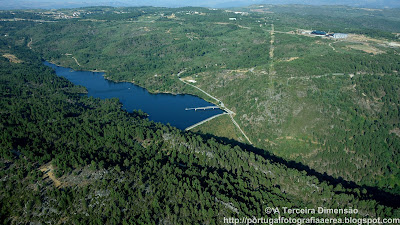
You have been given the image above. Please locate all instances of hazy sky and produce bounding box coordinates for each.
[1,0,399,9]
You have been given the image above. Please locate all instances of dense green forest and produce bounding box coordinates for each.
[1,34,400,225]
[1,5,400,224]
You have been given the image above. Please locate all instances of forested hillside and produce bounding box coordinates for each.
[1,34,400,224]
[7,4,398,194]
[1,5,400,224]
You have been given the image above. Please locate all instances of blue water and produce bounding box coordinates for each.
[44,61,224,130]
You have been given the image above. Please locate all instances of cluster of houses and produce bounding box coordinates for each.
[40,10,89,19]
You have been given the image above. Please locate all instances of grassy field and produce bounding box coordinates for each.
[191,114,245,142]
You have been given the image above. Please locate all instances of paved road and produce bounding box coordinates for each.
[185,113,228,131]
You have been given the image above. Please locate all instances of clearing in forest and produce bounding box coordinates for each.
[39,164,62,188]
[346,44,385,55]
[2,54,23,63]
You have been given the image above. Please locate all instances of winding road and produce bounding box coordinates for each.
[27,38,33,49]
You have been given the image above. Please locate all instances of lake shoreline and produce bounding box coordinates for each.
[44,61,225,130]
[46,59,218,106]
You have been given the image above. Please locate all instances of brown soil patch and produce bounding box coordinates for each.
[39,164,62,188]
[346,34,386,44]
[283,57,299,62]
[276,136,320,145]
[167,13,176,19]
[238,25,250,29]
[390,128,400,138]
[250,9,274,13]
[2,54,23,63]
[229,69,250,73]
[265,138,277,145]
[346,44,385,55]
[180,76,195,81]
[345,34,400,48]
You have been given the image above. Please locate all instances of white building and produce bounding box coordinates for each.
[333,33,348,39]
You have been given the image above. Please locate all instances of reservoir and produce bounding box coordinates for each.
[44,62,224,130]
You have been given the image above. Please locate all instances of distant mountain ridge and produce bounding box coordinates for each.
[257,0,400,8]
[1,0,399,10]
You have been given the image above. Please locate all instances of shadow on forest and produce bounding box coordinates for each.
[193,131,400,208]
